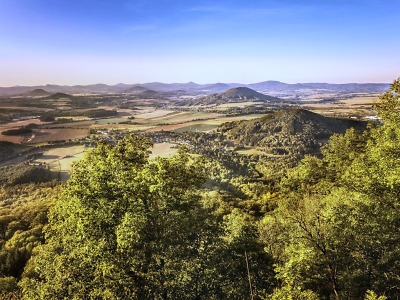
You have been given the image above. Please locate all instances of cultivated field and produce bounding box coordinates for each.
[35,145,86,180]
[213,101,263,110]
[0,90,382,181]
[26,128,89,144]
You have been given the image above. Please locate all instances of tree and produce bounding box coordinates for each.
[20,135,224,299]
[374,77,400,125]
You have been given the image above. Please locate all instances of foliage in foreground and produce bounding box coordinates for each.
[262,78,400,299]
[0,183,56,299]
[20,135,274,299]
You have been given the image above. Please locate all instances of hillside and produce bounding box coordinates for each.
[0,141,27,162]
[200,83,232,93]
[24,89,51,97]
[187,87,282,105]
[44,92,74,99]
[218,109,367,155]
[0,163,53,186]
[123,85,148,93]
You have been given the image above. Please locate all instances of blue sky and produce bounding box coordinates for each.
[0,0,399,85]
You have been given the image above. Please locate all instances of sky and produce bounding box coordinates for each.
[0,0,399,86]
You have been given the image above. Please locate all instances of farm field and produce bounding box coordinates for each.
[0,132,27,143]
[0,90,382,177]
[302,93,337,100]
[26,128,89,144]
[0,118,46,128]
[137,111,223,124]
[134,109,176,119]
[212,101,262,110]
[144,114,269,133]
[43,120,94,129]
[35,145,86,180]
[94,117,131,125]
[338,95,378,105]
[0,106,51,111]
[173,124,218,133]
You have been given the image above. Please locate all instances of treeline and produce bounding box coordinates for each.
[39,109,118,122]
[0,79,399,299]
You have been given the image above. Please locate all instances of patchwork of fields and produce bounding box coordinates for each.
[0,92,378,178]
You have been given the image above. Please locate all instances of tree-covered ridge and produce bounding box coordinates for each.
[218,109,367,156]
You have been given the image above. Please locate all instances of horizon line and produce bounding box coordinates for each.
[0,80,393,89]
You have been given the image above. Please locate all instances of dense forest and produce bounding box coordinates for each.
[0,79,399,299]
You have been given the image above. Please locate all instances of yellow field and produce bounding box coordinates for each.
[338,96,377,106]
[134,109,176,119]
[35,145,86,180]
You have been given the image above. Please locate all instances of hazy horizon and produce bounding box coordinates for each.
[1,0,399,86]
[0,80,393,89]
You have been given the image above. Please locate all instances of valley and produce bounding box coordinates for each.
[0,82,380,180]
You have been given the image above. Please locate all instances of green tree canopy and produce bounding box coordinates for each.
[20,135,275,299]
[262,78,400,299]
[20,136,216,299]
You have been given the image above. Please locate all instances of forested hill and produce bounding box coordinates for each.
[185,87,282,106]
[218,109,367,155]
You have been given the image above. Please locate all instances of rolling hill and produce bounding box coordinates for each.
[123,86,149,93]
[218,109,367,156]
[186,87,282,106]
[44,92,74,100]
[23,89,51,97]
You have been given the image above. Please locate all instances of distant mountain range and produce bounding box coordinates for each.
[0,81,390,96]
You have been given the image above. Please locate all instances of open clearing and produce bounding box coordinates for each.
[236,147,267,155]
[149,143,179,159]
